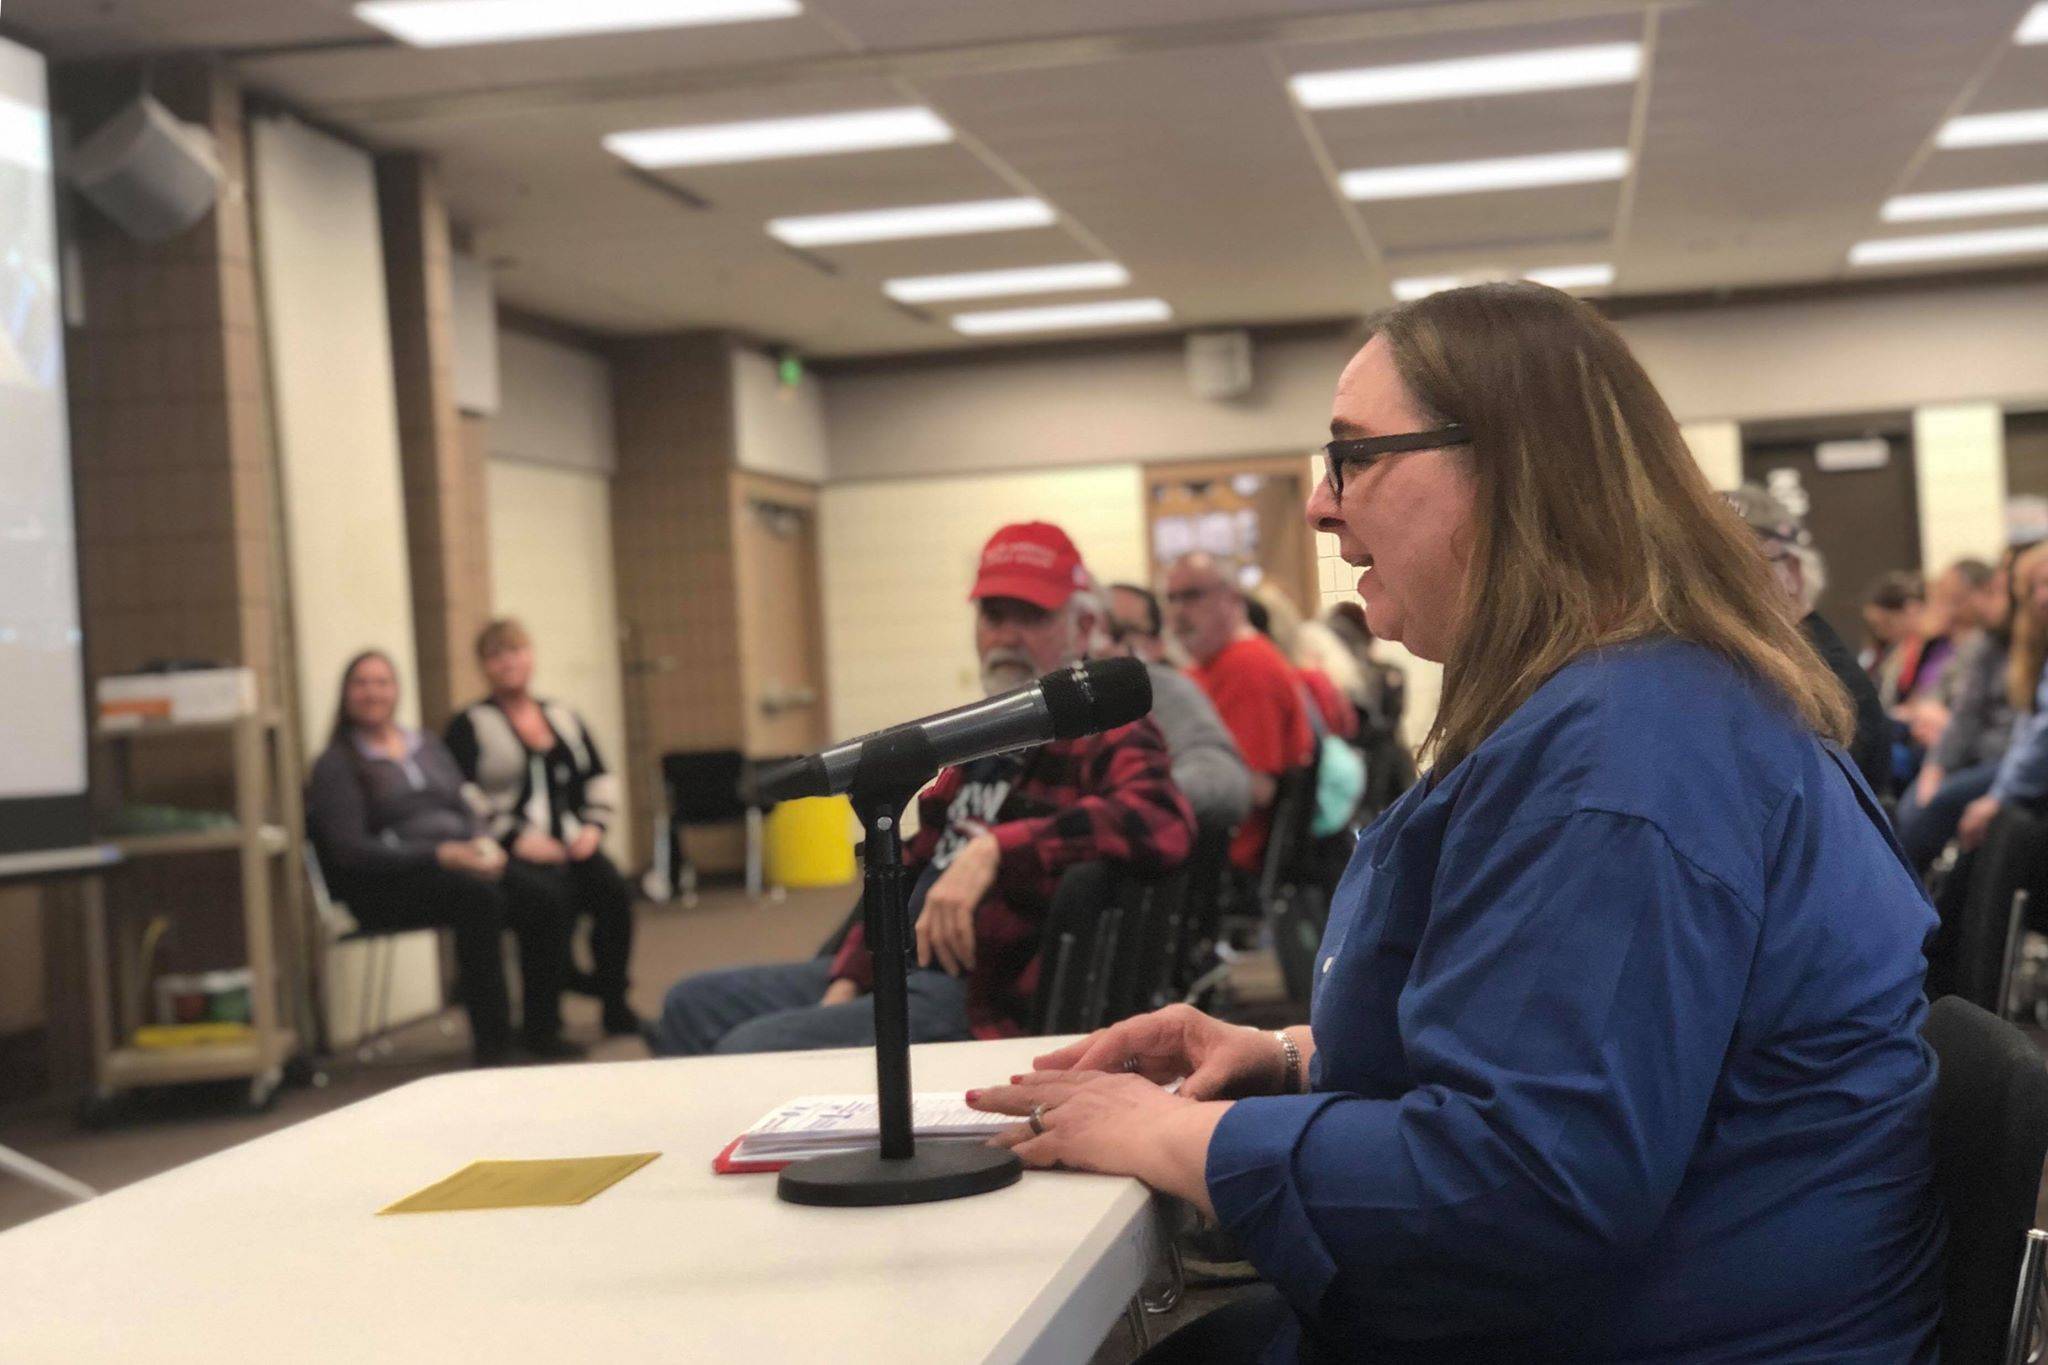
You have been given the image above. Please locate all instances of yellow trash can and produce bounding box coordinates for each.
[764,795,859,888]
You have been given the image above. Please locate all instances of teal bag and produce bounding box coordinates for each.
[1312,734,1366,837]
[1298,682,1366,836]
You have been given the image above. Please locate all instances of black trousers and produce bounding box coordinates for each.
[506,852,635,1007]
[339,862,575,1055]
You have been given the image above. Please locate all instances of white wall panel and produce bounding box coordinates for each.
[251,114,435,1033]
[486,459,631,863]
[734,345,829,485]
[1915,403,2007,576]
[491,328,614,475]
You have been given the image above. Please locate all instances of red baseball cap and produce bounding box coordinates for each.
[968,522,1088,611]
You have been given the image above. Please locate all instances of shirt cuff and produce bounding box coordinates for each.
[990,818,1050,885]
[1205,1092,1348,1320]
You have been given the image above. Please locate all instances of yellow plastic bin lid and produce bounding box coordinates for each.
[765,795,858,888]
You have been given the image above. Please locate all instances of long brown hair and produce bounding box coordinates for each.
[1369,282,1854,769]
[2007,543,2048,711]
[327,649,398,752]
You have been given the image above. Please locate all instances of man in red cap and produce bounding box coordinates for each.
[649,522,1195,1054]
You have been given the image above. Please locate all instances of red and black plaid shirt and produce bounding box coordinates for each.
[828,716,1196,1037]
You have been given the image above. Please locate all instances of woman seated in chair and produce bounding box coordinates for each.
[445,619,640,1037]
[306,649,582,1065]
[1953,544,2048,858]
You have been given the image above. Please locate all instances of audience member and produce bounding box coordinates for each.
[1895,551,2017,870]
[648,523,1195,1055]
[1246,579,1360,741]
[1164,552,1315,876]
[1956,542,2048,853]
[1098,582,1253,835]
[306,650,581,1064]
[446,618,640,1037]
[1861,571,1929,707]
[1724,485,1891,795]
[1323,599,1408,747]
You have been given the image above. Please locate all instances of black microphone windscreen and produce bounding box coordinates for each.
[1040,657,1152,740]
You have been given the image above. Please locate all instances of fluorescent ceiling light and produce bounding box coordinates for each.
[355,0,800,47]
[1849,224,2048,266]
[1937,108,2048,149]
[1882,183,2048,222]
[1524,262,1615,290]
[1291,43,1641,110]
[950,298,1172,337]
[884,262,1130,304]
[1392,263,1612,300]
[1341,148,1628,201]
[769,197,1054,248]
[1391,275,1464,301]
[605,107,950,169]
[2018,2,2048,43]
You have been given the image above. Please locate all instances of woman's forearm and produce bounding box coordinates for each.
[1138,1101,1233,1221]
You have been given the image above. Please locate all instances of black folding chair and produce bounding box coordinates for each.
[1934,805,2048,1013]
[1923,995,2048,1363]
[656,750,779,904]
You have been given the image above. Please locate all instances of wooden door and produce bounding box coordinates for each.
[732,474,827,760]
[1742,419,1921,646]
[1143,455,1319,616]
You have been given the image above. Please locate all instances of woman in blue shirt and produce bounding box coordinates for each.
[968,282,1942,1362]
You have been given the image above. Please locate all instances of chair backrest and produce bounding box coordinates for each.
[1948,806,2048,1011]
[1032,863,1120,1034]
[661,750,750,825]
[1924,994,2048,1364]
[1257,763,1320,904]
[1168,826,1238,1000]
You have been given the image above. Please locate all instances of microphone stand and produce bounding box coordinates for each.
[777,728,1023,1207]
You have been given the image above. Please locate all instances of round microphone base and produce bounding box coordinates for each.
[776,1144,1023,1207]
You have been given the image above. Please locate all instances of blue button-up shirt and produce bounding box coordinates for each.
[1206,639,1943,1362]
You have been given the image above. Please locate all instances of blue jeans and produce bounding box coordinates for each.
[648,957,973,1055]
[1893,760,2000,872]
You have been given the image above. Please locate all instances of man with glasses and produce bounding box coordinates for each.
[1724,484,1892,798]
[1094,581,1252,836]
[1164,553,1315,876]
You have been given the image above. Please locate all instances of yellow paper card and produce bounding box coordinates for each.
[380,1153,659,1215]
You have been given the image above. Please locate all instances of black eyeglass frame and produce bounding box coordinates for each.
[1321,424,1470,497]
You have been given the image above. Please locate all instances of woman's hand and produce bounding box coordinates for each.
[513,829,568,865]
[567,826,604,862]
[436,839,505,882]
[820,978,860,1007]
[1907,701,1950,750]
[966,1071,1228,1219]
[1960,794,2004,851]
[1032,1003,1289,1101]
[916,831,999,975]
[1913,763,1945,809]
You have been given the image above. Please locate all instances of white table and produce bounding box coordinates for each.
[0,1037,1168,1363]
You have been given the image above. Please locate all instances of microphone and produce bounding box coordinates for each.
[753,657,1152,805]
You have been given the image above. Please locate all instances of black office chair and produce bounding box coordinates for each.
[1167,826,1240,1005]
[1933,805,2048,1012]
[1923,995,2048,1364]
[1033,862,1125,1035]
[656,750,777,905]
[1259,765,1329,1004]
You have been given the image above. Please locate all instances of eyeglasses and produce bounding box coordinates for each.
[1321,424,1470,498]
[1163,584,1223,608]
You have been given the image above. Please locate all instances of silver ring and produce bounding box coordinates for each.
[1120,1057,1141,1073]
[1028,1102,1047,1136]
